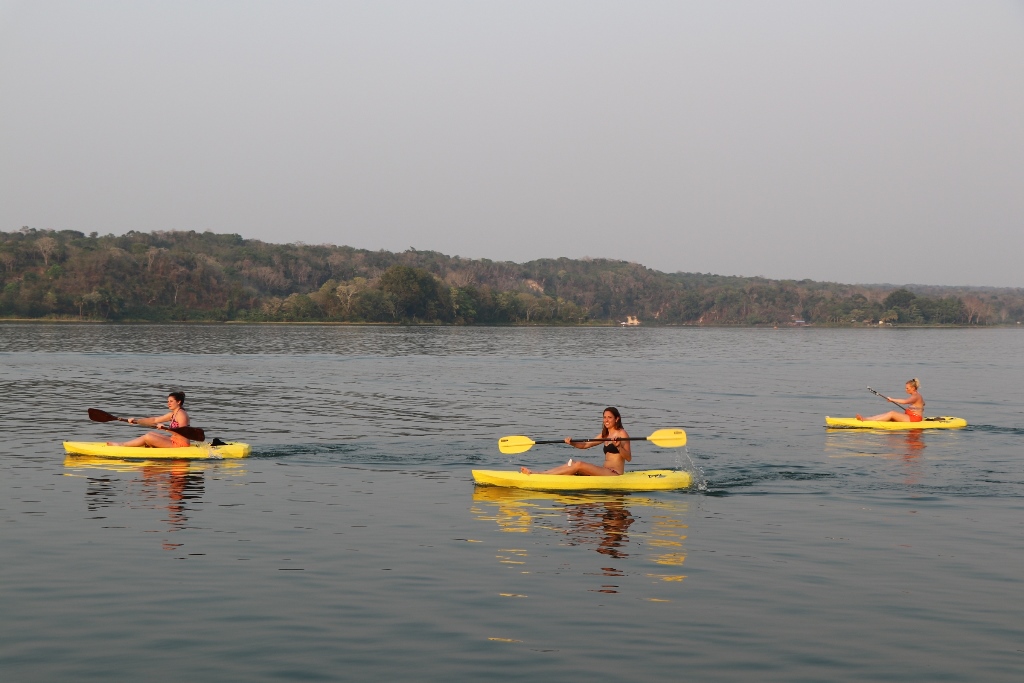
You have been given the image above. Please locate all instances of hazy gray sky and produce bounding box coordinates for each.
[2,1,1022,286]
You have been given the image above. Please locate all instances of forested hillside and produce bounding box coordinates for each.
[3,228,1022,325]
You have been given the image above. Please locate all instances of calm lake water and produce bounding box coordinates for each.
[1,324,1022,682]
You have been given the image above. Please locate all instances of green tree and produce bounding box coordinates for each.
[352,288,395,321]
[379,265,445,321]
[450,286,478,323]
[883,288,916,310]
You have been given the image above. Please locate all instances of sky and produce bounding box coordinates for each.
[1,1,1023,287]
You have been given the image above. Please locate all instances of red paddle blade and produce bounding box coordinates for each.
[88,408,118,423]
[169,426,205,442]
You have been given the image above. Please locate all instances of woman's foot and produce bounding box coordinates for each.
[519,467,532,475]
[855,414,864,421]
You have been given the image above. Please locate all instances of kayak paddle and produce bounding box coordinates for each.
[88,408,205,442]
[867,387,905,409]
[498,428,687,455]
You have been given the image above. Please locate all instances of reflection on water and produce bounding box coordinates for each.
[63,456,244,551]
[472,487,689,594]
[889,431,925,484]
[565,498,634,559]
[824,429,928,484]
[825,429,928,457]
[898,430,925,452]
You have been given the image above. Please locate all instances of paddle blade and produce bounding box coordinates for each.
[88,408,118,423]
[646,428,687,448]
[169,425,205,442]
[498,435,536,454]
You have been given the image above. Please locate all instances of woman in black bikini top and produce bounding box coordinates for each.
[520,407,631,477]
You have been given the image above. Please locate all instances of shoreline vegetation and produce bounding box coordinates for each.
[3,227,1023,326]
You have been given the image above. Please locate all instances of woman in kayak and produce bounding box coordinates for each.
[105,391,191,448]
[520,407,631,476]
[857,379,925,423]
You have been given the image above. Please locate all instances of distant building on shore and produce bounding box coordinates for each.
[620,316,641,326]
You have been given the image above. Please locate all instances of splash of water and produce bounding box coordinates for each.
[676,446,708,492]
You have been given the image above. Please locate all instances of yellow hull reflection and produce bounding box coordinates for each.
[471,488,691,594]
[63,454,246,474]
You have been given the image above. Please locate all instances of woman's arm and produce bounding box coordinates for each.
[890,394,923,410]
[613,430,632,462]
[131,411,174,427]
[564,435,602,449]
[614,436,630,462]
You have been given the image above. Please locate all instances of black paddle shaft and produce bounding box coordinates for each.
[867,387,904,409]
[533,437,643,446]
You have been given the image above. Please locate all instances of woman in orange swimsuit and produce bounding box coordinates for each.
[857,379,925,423]
[105,391,192,447]
[520,407,631,476]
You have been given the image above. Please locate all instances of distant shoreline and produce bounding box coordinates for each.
[4,229,1022,325]
[2,317,1019,329]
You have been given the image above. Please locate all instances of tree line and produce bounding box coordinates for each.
[3,227,1022,325]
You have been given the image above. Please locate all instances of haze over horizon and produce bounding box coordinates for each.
[2,1,1022,287]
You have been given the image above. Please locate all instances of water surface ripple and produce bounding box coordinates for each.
[1,324,1022,681]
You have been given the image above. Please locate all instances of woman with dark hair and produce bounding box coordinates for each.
[520,407,631,476]
[105,392,192,448]
[857,379,925,423]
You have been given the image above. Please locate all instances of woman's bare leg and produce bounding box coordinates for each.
[856,411,910,422]
[106,432,178,447]
[520,460,620,476]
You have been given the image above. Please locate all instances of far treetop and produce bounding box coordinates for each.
[2,227,1022,325]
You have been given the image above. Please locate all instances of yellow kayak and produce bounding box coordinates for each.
[825,416,967,430]
[63,441,251,459]
[472,469,690,491]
